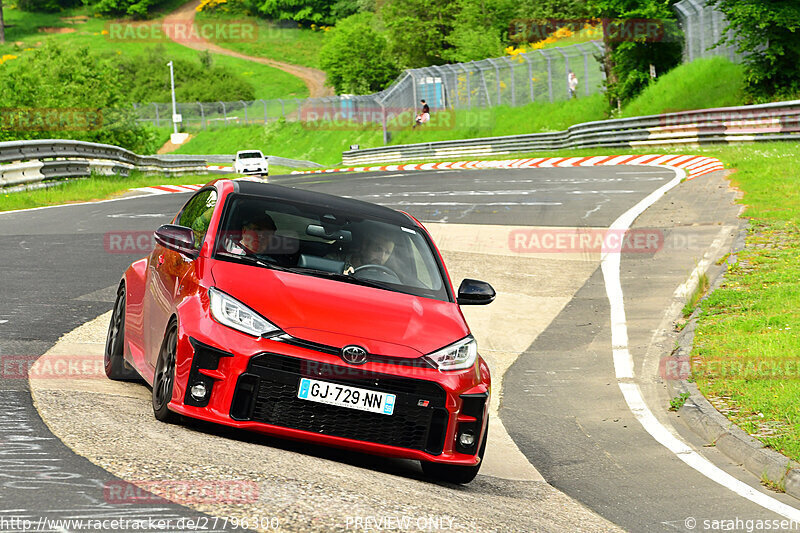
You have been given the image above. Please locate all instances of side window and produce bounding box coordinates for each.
[178,190,218,249]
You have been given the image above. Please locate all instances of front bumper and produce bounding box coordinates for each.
[170,312,490,465]
[237,167,268,175]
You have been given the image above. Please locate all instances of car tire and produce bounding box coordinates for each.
[421,423,488,484]
[152,323,181,424]
[104,284,139,381]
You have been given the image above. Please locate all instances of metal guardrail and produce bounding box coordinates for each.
[0,140,208,190]
[342,100,800,165]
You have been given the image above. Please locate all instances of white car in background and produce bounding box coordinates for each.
[233,150,269,176]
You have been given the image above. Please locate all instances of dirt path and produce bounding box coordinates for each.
[163,0,333,98]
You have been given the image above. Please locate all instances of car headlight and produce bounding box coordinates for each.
[208,287,280,337]
[424,335,478,371]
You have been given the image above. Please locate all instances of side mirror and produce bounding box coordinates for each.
[154,224,198,257]
[457,279,496,305]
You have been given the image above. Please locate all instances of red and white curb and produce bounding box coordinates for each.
[131,184,204,195]
[290,154,725,180]
[131,176,266,196]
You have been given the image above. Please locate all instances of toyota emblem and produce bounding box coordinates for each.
[341,345,368,365]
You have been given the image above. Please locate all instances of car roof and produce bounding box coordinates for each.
[230,181,414,226]
[236,150,264,155]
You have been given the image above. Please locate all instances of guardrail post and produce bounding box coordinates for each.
[523,53,534,103]
[198,102,206,130]
[574,44,591,96]
[556,48,571,99]
[487,58,502,106]
[432,65,449,108]
[502,57,516,107]
[459,64,471,108]
[380,101,388,145]
[412,71,418,109]
[239,100,248,124]
[539,50,554,103]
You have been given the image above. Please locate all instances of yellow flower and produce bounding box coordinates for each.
[101,29,109,35]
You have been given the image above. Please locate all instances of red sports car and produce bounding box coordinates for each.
[105,179,495,483]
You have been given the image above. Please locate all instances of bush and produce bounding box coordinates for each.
[92,0,167,18]
[17,0,81,12]
[0,43,158,153]
[114,46,256,103]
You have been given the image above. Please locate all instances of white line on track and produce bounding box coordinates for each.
[383,201,563,206]
[601,165,800,521]
[614,171,675,175]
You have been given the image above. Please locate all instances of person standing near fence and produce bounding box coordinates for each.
[568,71,579,99]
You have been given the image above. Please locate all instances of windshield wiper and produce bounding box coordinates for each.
[217,252,397,291]
[216,251,292,272]
[295,268,394,291]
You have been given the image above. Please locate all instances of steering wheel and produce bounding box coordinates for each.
[352,264,402,284]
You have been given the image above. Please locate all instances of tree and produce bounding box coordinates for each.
[379,0,457,68]
[514,0,589,19]
[710,0,800,101]
[444,0,516,62]
[254,0,336,25]
[319,12,400,94]
[585,0,683,110]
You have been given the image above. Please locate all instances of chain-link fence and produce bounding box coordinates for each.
[133,41,606,134]
[674,0,741,63]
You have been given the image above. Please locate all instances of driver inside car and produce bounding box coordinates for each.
[223,213,277,256]
[340,233,396,275]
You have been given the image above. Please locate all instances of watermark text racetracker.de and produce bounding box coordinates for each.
[0,108,102,132]
[104,480,259,505]
[2,354,105,380]
[105,20,257,43]
[508,17,678,43]
[298,106,494,132]
[660,356,800,381]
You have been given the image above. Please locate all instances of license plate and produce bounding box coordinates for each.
[297,378,396,416]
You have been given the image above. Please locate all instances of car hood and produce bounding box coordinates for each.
[211,261,468,358]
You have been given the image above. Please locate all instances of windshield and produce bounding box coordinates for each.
[213,194,450,301]
[238,152,263,160]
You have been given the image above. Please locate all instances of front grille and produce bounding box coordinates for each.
[231,353,449,455]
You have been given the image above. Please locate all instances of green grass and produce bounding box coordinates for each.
[0,165,300,211]
[0,172,204,211]
[682,272,710,318]
[173,95,608,165]
[0,6,308,100]
[686,143,800,463]
[174,121,382,165]
[621,56,746,118]
[195,11,325,69]
[172,56,747,163]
